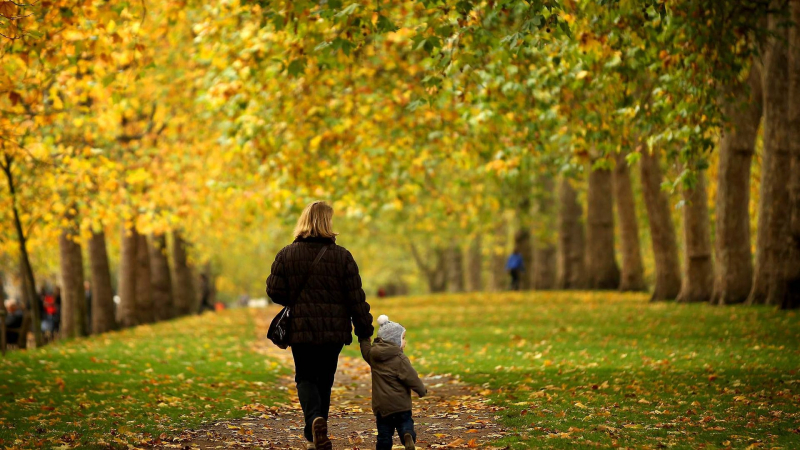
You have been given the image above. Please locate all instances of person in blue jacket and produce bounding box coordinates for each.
[505,249,524,291]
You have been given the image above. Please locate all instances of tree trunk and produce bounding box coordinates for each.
[677,170,714,303]
[0,273,6,315]
[58,217,87,338]
[557,177,587,289]
[712,64,763,305]
[640,147,682,301]
[490,221,508,291]
[751,15,792,306]
[430,248,447,293]
[586,166,621,289]
[446,243,465,293]
[532,177,557,290]
[465,235,483,292]
[136,233,154,324]
[88,230,116,334]
[172,231,195,316]
[118,225,138,327]
[2,155,43,346]
[781,0,800,309]
[149,233,174,320]
[410,243,448,293]
[613,152,647,291]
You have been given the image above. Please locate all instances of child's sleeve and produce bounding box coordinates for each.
[359,338,372,364]
[398,355,427,398]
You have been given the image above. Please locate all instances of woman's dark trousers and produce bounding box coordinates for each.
[291,343,344,442]
[376,411,416,450]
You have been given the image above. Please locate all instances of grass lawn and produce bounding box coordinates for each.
[2,292,798,449]
[0,309,288,449]
[350,291,800,449]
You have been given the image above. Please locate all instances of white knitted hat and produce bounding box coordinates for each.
[377,315,405,347]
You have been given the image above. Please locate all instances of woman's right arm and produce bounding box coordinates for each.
[266,248,290,306]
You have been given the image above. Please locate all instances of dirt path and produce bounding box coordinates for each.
[166,308,507,449]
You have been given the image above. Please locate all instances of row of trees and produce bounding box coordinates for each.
[1,0,798,354]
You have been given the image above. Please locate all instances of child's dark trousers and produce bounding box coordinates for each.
[376,411,416,450]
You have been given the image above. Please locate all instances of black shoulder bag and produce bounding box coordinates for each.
[267,245,330,349]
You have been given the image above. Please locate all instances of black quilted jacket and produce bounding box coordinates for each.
[266,236,374,345]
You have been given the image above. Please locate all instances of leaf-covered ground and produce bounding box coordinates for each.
[0,310,288,449]
[174,310,505,449]
[2,292,799,449]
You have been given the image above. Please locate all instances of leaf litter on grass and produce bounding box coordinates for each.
[0,309,287,449]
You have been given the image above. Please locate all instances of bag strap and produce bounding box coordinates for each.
[288,244,331,307]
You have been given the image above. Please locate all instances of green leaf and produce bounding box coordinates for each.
[376,15,398,33]
[335,3,359,18]
[456,1,473,15]
[559,20,571,39]
[287,58,307,77]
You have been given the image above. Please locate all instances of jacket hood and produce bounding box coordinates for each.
[371,338,402,361]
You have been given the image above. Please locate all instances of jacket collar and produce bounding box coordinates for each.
[294,236,336,244]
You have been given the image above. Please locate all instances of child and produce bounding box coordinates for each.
[360,315,426,450]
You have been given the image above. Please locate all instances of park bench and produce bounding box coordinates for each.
[1,311,31,355]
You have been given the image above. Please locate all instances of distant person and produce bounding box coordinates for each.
[238,293,250,308]
[4,299,25,344]
[41,288,59,334]
[266,200,373,450]
[377,287,387,298]
[505,249,524,291]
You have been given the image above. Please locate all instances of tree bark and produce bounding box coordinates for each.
[149,233,174,320]
[557,177,587,289]
[409,245,448,293]
[751,14,792,306]
[171,231,195,316]
[712,64,763,305]
[446,243,465,293]
[586,166,621,289]
[58,216,87,338]
[781,0,800,309]
[640,147,682,301]
[0,273,6,315]
[88,230,116,334]
[2,155,42,346]
[118,225,138,327]
[613,152,647,292]
[532,177,557,290]
[490,220,508,291]
[677,171,714,303]
[465,235,483,292]
[136,233,154,324]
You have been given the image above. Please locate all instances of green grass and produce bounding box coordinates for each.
[0,309,288,449]
[3,292,798,449]
[350,291,800,449]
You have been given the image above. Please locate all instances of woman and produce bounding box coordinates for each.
[266,201,374,450]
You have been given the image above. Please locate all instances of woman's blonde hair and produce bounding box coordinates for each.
[293,201,338,239]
